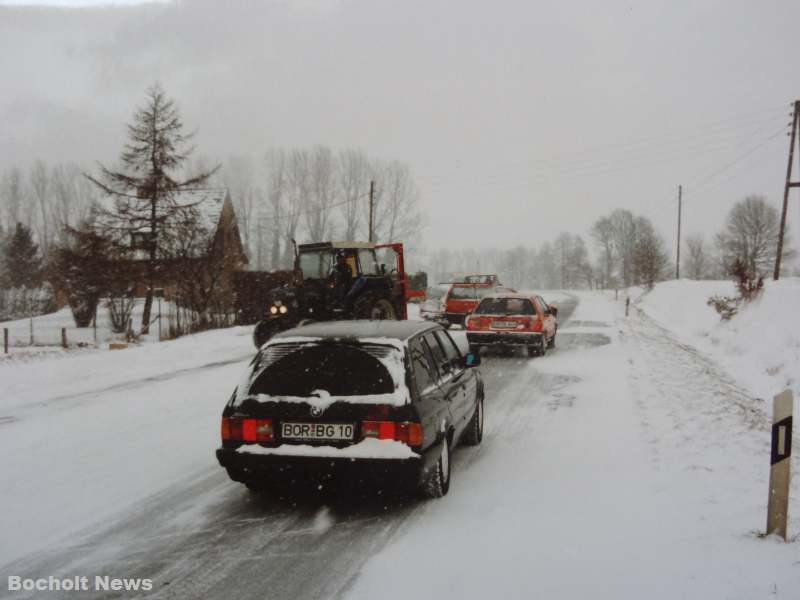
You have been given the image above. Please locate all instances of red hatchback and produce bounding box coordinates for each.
[465,293,558,357]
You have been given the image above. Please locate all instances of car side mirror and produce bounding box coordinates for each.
[465,352,481,368]
[550,306,558,317]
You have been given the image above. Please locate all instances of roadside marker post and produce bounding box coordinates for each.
[766,390,793,541]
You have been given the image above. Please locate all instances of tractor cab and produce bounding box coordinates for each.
[296,241,382,282]
[252,241,409,348]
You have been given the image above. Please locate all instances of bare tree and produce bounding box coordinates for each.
[715,195,792,280]
[305,146,337,241]
[372,160,423,246]
[591,215,616,289]
[684,233,709,280]
[0,167,26,230]
[632,216,669,288]
[29,160,52,257]
[608,209,637,287]
[261,149,288,269]
[337,149,368,240]
[85,83,218,334]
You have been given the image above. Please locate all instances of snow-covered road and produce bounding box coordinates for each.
[1,292,797,599]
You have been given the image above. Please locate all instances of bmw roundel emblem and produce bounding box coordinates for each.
[310,405,323,417]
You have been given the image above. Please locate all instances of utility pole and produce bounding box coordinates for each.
[368,180,375,243]
[676,184,682,279]
[774,100,800,280]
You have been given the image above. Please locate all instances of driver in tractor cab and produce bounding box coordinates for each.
[329,251,354,304]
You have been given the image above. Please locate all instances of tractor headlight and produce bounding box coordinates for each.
[270,306,278,315]
[279,305,288,314]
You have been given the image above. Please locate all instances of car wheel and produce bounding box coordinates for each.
[461,396,484,446]
[353,294,398,320]
[526,344,537,358]
[421,436,451,498]
[469,344,482,356]
[538,334,547,356]
[548,329,556,349]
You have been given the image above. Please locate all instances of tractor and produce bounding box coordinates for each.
[252,241,410,348]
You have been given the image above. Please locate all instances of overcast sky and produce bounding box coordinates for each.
[1,0,799,256]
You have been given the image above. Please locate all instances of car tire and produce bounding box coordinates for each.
[469,344,482,356]
[353,294,398,320]
[548,329,556,349]
[421,436,451,498]
[538,334,547,356]
[526,344,537,358]
[461,396,484,446]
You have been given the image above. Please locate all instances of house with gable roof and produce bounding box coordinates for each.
[95,188,248,302]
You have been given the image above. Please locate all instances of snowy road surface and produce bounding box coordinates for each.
[1,293,797,599]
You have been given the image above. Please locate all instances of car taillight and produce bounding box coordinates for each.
[221,418,273,443]
[533,317,543,332]
[362,421,422,447]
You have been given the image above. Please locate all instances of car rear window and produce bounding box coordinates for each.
[474,297,535,315]
[246,344,395,398]
[449,285,496,300]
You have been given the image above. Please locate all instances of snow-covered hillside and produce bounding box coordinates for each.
[635,278,800,405]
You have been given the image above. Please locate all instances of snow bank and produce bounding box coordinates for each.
[637,278,800,403]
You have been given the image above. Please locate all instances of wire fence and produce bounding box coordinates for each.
[1,299,240,354]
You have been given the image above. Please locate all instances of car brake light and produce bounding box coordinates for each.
[362,421,422,447]
[221,418,273,443]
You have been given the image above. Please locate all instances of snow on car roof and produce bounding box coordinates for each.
[271,319,438,342]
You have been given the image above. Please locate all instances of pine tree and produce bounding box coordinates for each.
[3,222,41,289]
[86,83,218,334]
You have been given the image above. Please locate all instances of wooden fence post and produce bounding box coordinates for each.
[3,328,7,354]
[61,327,67,349]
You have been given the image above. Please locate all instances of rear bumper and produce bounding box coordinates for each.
[216,445,434,487]
[467,331,543,346]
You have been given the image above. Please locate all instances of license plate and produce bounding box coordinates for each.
[491,321,518,329]
[281,422,354,441]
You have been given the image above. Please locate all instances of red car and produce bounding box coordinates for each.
[441,275,515,328]
[465,293,558,357]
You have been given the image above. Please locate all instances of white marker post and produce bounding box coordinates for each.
[766,390,793,540]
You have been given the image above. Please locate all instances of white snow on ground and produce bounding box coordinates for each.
[348,291,799,600]
[635,278,800,405]
[0,326,255,566]
[2,288,798,598]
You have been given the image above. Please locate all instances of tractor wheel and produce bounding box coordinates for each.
[353,294,398,320]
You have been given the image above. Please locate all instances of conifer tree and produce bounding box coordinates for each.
[86,83,217,334]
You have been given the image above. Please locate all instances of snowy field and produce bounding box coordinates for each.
[1,286,797,599]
